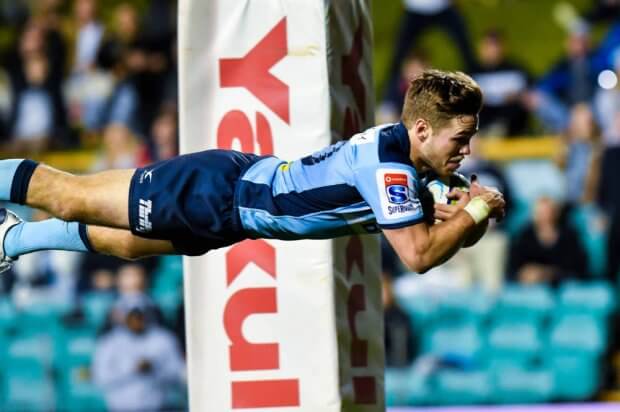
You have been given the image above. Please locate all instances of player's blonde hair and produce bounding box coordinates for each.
[401,69,483,130]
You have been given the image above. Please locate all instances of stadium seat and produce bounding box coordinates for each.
[53,326,97,368]
[493,284,555,324]
[435,287,495,324]
[422,320,483,363]
[5,332,53,367]
[16,301,65,334]
[549,354,600,401]
[81,292,115,329]
[0,298,17,334]
[385,368,411,406]
[490,366,554,404]
[484,320,542,368]
[56,365,106,412]
[557,281,616,319]
[569,205,607,278]
[433,369,491,405]
[0,363,56,412]
[549,313,606,356]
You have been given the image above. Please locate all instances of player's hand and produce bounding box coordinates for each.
[478,189,506,221]
[469,175,505,221]
[434,189,470,221]
[137,359,153,374]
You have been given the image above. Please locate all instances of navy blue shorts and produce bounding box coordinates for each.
[128,150,261,255]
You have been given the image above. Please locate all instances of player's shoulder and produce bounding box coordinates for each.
[347,122,411,164]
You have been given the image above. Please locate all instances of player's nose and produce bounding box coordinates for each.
[459,143,471,156]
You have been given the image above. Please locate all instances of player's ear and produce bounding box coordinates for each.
[413,118,430,142]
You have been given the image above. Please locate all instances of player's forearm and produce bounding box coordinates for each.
[414,210,477,273]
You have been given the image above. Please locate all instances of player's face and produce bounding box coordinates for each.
[426,115,478,177]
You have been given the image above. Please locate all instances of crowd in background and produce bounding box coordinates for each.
[380,0,620,402]
[0,0,184,410]
[0,0,620,409]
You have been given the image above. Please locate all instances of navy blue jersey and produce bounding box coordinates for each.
[237,122,425,239]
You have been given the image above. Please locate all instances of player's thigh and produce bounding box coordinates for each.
[28,166,135,228]
[87,226,177,259]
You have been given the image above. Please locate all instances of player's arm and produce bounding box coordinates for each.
[383,190,504,274]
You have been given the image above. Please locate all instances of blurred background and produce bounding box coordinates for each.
[0,0,618,411]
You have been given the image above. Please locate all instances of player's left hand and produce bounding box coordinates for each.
[434,188,470,221]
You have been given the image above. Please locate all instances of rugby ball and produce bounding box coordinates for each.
[424,172,487,248]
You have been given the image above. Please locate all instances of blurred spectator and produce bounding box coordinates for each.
[94,2,172,137]
[507,196,589,286]
[93,299,185,412]
[527,21,601,133]
[470,29,532,136]
[381,0,476,116]
[592,53,620,283]
[383,275,416,368]
[148,107,178,162]
[377,51,428,124]
[70,0,104,74]
[556,103,603,206]
[109,262,163,326]
[96,2,141,72]
[90,123,142,171]
[3,19,69,150]
[594,53,620,148]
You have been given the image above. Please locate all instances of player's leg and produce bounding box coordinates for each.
[0,159,133,228]
[2,212,175,261]
[26,164,133,228]
[87,226,176,259]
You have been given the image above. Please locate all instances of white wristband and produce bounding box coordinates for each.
[464,197,491,225]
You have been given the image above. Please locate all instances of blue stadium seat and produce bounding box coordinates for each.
[53,326,97,367]
[433,369,491,405]
[549,354,600,401]
[557,281,616,319]
[435,287,495,324]
[422,320,483,363]
[485,320,542,368]
[16,301,65,334]
[81,292,115,329]
[385,368,411,406]
[569,205,607,278]
[490,366,554,404]
[56,365,106,412]
[0,298,17,334]
[549,313,606,356]
[493,284,555,324]
[5,332,53,367]
[1,362,56,412]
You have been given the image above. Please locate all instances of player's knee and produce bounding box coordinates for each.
[53,200,81,222]
[118,234,146,260]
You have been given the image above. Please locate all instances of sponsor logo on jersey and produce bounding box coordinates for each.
[137,199,153,233]
[376,169,422,220]
[384,173,409,204]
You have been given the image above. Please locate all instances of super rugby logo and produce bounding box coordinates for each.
[384,173,409,204]
[377,169,421,219]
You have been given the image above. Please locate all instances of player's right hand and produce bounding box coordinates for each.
[469,175,505,220]
[478,190,505,220]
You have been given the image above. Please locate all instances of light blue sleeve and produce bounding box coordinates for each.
[354,162,425,229]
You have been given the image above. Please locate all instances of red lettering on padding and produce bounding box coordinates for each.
[226,240,276,286]
[353,376,377,404]
[220,18,290,124]
[225,288,279,371]
[232,379,300,408]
